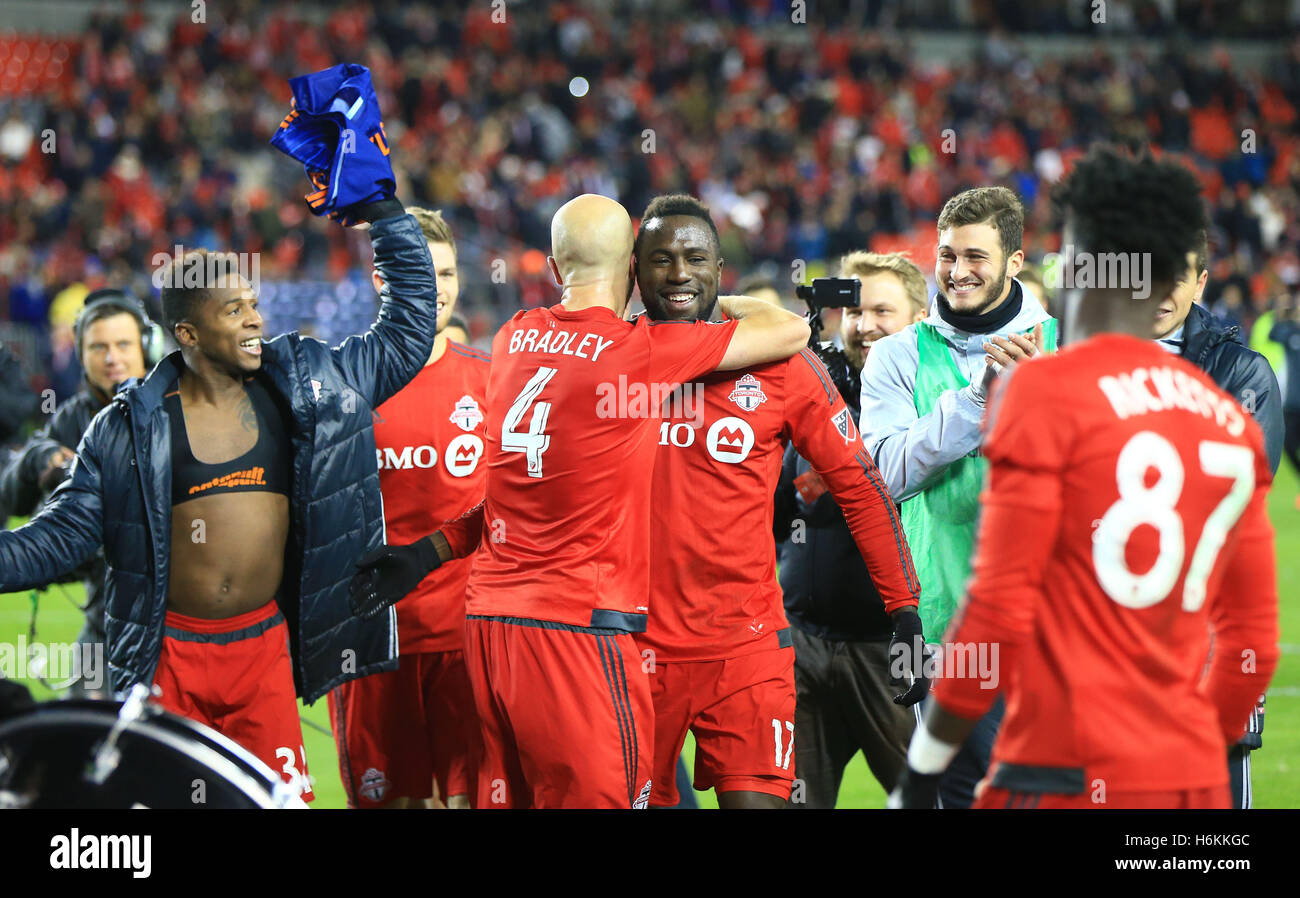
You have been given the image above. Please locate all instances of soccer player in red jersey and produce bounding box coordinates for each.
[631,195,925,809]
[329,209,487,809]
[351,194,812,808]
[890,146,1280,810]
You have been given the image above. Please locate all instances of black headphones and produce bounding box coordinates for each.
[73,289,164,367]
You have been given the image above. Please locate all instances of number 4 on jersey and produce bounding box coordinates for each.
[502,366,557,478]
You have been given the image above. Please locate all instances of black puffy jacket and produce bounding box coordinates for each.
[1181,302,1283,475]
[0,213,437,703]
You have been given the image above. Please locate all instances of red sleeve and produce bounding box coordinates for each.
[439,501,486,559]
[643,318,739,385]
[934,464,1060,720]
[785,349,921,614]
[1199,482,1280,744]
[933,363,1067,720]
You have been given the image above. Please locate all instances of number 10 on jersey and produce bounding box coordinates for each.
[502,366,557,478]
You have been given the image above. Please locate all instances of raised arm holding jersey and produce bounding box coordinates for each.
[0,65,438,800]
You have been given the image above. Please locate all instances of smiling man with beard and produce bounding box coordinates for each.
[859,186,1056,808]
[632,194,925,809]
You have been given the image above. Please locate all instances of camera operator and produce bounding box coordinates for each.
[0,290,156,694]
[774,252,928,807]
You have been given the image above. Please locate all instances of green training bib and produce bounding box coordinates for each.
[901,318,1057,642]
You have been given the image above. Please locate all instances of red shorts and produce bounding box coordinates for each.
[328,650,479,807]
[647,645,796,806]
[976,785,1231,809]
[151,599,314,802]
[464,616,653,809]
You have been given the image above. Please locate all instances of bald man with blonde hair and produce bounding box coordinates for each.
[350,194,810,808]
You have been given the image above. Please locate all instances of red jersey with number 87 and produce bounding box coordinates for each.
[463,305,738,630]
[935,334,1279,794]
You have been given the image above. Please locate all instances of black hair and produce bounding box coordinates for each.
[1052,145,1208,290]
[637,194,721,255]
[158,249,246,336]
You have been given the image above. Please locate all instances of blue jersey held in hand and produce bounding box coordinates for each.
[270,63,395,222]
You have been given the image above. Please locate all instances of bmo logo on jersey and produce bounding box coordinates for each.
[375,435,484,476]
[707,416,755,464]
[444,434,484,478]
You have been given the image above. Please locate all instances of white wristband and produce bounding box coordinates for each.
[907,723,960,775]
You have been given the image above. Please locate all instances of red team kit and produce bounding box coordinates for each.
[330,341,491,806]
[441,305,740,808]
[330,313,1276,810]
[940,336,1278,809]
[640,348,920,805]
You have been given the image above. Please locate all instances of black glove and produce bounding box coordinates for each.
[339,197,405,226]
[887,764,942,809]
[888,608,929,706]
[349,538,442,620]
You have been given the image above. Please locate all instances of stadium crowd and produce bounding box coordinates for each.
[0,0,1291,813]
[0,0,1298,414]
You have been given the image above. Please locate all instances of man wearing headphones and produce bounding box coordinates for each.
[0,289,157,692]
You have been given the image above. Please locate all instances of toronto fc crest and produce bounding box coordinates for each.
[728,374,768,412]
[450,395,484,432]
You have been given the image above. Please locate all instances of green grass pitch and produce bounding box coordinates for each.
[4,462,1297,808]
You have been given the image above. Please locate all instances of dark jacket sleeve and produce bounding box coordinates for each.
[773,442,799,545]
[329,212,438,410]
[1222,346,1284,475]
[0,408,107,592]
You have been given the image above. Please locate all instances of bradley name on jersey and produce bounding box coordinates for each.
[507,326,614,362]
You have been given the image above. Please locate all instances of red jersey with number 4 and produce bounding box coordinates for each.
[639,348,921,661]
[462,305,739,630]
[935,334,1279,794]
[373,342,490,653]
